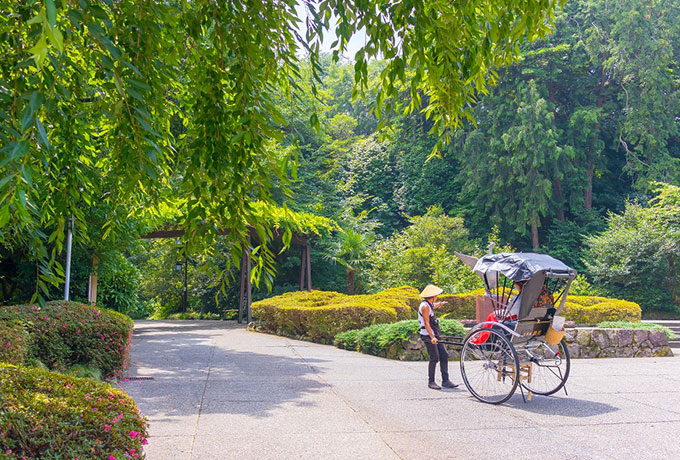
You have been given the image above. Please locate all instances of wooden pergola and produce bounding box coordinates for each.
[138,227,313,323]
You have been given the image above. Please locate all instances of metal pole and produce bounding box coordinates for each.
[246,247,252,323]
[183,249,188,312]
[238,250,246,324]
[64,216,73,301]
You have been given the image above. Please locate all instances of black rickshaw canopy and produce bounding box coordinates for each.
[473,252,576,282]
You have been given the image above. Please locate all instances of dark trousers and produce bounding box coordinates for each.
[421,334,449,383]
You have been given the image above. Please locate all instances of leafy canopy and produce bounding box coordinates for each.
[0,0,563,302]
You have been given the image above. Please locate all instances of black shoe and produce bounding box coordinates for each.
[428,382,442,390]
[442,380,459,389]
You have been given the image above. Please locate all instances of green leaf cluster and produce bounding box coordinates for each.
[584,183,680,312]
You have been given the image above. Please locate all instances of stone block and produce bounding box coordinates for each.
[577,330,592,347]
[616,346,635,358]
[607,330,619,348]
[581,346,599,359]
[653,346,673,357]
[566,343,580,358]
[649,330,668,347]
[592,329,610,349]
[399,350,425,361]
[404,338,422,351]
[386,343,401,360]
[633,329,648,345]
[600,347,617,358]
[618,329,633,347]
[635,348,653,357]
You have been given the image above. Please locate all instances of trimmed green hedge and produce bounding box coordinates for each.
[563,296,642,324]
[0,301,134,379]
[334,319,466,357]
[252,287,418,343]
[0,363,148,460]
[436,288,487,319]
[434,291,641,325]
[252,287,643,342]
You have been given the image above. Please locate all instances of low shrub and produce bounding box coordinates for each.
[335,319,466,357]
[376,286,421,309]
[562,298,641,325]
[0,321,29,365]
[252,288,418,343]
[253,289,348,310]
[436,288,487,319]
[567,295,614,307]
[597,321,677,340]
[166,311,222,320]
[0,363,148,460]
[0,301,134,379]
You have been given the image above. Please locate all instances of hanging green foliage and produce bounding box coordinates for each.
[0,0,563,303]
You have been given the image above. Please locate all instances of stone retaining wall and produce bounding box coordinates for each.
[386,328,673,361]
[563,328,673,358]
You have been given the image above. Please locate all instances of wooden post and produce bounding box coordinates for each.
[299,245,305,290]
[238,250,246,324]
[88,254,99,304]
[305,243,312,292]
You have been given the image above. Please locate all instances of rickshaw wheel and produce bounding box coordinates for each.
[460,328,520,404]
[520,338,570,396]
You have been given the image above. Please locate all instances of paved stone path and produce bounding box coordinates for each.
[120,321,680,460]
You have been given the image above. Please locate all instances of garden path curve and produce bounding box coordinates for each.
[119,320,680,460]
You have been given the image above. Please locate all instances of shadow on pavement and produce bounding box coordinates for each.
[503,394,619,417]
[118,321,330,423]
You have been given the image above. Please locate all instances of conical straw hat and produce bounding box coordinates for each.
[419,284,443,298]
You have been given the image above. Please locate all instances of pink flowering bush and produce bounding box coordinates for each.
[0,321,28,365]
[0,363,148,459]
[0,301,133,379]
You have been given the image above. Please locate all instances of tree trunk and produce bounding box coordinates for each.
[347,268,355,295]
[531,215,540,249]
[554,178,565,221]
[586,64,607,211]
[585,158,594,210]
[88,253,99,304]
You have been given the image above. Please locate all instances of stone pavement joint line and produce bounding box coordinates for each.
[189,340,216,460]
[120,320,680,460]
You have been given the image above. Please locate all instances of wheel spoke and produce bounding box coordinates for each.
[519,339,570,396]
[460,329,519,404]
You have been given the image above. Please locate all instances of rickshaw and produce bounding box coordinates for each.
[443,252,577,404]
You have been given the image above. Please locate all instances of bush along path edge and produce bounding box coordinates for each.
[0,363,149,460]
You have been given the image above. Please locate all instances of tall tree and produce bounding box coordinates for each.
[0,0,566,301]
[459,80,564,248]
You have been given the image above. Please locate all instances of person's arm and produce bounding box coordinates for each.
[433,301,448,309]
[421,304,438,344]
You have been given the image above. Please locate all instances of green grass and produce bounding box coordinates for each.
[597,321,677,340]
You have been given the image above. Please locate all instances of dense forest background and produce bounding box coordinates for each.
[2,0,679,317]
